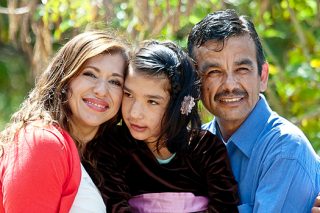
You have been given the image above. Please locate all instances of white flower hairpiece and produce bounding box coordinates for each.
[180,95,195,115]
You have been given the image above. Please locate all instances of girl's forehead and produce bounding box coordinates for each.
[127,66,166,81]
[125,69,170,93]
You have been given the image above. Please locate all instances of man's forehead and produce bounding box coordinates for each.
[194,35,253,52]
[193,40,223,54]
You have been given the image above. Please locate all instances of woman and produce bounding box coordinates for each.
[0,31,129,212]
[92,40,239,212]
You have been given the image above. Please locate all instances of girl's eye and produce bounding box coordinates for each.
[148,100,158,105]
[123,91,132,98]
[83,71,97,78]
[109,79,123,87]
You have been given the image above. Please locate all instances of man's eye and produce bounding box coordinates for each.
[236,67,250,74]
[206,69,221,76]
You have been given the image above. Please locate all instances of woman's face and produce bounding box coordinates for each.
[68,53,126,138]
[122,66,170,143]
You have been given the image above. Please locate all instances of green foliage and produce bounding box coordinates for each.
[0,46,33,128]
[0,0,319,152]
[38,0,103,40]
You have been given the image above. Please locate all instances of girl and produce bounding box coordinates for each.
[0,31,129,212]
[92,40,239,212]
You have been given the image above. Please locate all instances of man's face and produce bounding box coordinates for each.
[193,35,268,133]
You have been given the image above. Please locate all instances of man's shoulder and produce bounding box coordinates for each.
[258,113,317,161]
[265,113,310,144]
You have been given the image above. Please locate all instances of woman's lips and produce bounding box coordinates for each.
[83,98,109,112]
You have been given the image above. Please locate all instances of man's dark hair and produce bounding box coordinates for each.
[187,9,266,75]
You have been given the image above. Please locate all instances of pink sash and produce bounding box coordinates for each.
[128,192,209,213]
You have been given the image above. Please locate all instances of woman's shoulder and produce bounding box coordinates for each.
[2,122,80,182]
[16,122,78,157]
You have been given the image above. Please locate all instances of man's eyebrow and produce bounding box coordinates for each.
[235,58,254,67]
[199,62,221,72]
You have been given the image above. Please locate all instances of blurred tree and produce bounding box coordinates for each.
[0,0,319,151]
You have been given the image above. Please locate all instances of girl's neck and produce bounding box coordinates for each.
[145,141,173,160]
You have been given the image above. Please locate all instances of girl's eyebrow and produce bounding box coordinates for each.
[146,94,165,100]
[123,85,165,100]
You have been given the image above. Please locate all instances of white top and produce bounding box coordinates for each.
[69,164,106,213]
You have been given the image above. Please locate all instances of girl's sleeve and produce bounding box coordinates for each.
[1,127,81,213]
[198,132,239,212]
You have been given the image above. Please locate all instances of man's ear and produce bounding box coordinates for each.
[260,63,269,92]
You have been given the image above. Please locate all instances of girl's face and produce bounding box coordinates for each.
[122,66,170,143]
[68,53,126,139]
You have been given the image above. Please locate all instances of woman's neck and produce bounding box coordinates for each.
[69,121,99,145]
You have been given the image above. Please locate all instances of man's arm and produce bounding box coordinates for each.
[253,157,315,212]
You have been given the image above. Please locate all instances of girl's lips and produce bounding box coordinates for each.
[129,123,147,132]
[83,98,109,112]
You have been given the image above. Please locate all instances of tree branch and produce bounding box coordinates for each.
[0,6,29,15]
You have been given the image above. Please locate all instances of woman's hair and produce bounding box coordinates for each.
[0,31,129,183]
[130,40,201,153]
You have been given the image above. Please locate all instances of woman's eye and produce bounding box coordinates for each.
[83,71,97,78]
[109,79,122,87]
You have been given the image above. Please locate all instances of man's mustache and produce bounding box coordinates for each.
[214,89,247,101]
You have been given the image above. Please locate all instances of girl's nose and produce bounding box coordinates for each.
[129,101,144,119]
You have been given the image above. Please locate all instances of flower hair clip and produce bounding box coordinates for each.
[180,95,195,115]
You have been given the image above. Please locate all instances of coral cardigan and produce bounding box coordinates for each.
[0,123,81,212]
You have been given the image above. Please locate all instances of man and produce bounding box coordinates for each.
[187,9,320,212]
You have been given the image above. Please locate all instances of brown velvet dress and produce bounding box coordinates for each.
[88,126,239,213]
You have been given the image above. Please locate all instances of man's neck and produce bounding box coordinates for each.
[216,119,241,142]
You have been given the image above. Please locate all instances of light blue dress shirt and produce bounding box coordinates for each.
[203,94,320,213]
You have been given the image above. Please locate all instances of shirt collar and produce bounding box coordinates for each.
[215,94,272,157]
